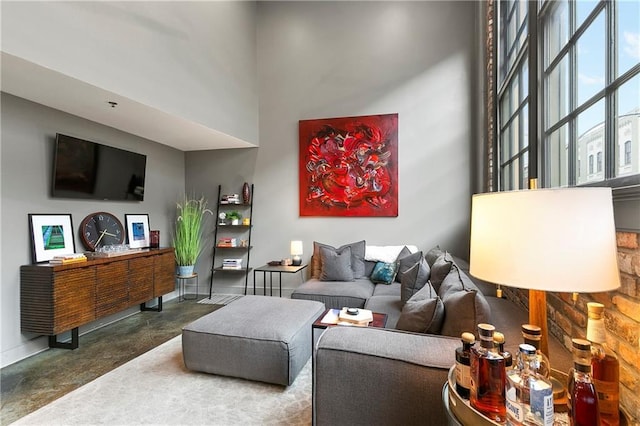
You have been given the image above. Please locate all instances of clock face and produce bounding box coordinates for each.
[80,212,125,250]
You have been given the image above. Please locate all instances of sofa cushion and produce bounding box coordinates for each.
[364,295,403,329]
[429,252,454,293]
[396,282,444,334]
[312,241,366,279]
[370,261,399,285]
[319,246,355,281]
[396,250,424,283]
[291,278,375,309]
[365,245,414,263]
[425,245,445,267]
[400,257,430,303]
[438,264,492,338]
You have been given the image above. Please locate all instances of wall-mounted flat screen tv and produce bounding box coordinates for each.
[52,133,146,201]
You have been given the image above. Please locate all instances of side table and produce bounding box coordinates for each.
[252,264,308,297]
[177,273,199,301]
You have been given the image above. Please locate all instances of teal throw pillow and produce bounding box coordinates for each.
[370,261,398,285]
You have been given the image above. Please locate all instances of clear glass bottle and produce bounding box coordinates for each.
[586,302,620,426]
[470,323,507,422]
[506,344,554,426]
[455,332,475,399]
[567,338,593,420]
[516,324,550,379]
[494,331,513,368]
[571,358,600,426]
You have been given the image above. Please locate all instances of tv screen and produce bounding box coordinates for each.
[52,134,146,201]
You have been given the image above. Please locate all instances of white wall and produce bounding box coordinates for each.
[186,1,480,294]
[0,94,185,367]
[1,1,259,145]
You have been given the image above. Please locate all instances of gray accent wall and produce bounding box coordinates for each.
[186,1,480,294]
[1,94,185,366]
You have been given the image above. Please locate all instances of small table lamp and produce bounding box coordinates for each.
[291,240,303,266]
[469,187,621,358]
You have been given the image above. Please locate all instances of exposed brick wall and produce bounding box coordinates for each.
[505,232,640,424]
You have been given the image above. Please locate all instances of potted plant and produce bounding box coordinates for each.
[173,194,212,277]
[226,211,242,225]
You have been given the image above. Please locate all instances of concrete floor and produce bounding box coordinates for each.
[0,298,220,425]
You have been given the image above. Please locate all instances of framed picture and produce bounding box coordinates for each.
[125,214,150,249]
[299,113,399,217]
[28,214,76,263]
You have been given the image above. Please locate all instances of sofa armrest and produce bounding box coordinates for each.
[314,326,459,425]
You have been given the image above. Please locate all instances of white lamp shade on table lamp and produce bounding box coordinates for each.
[469,187,620,356]
[291,240,303,266]
[470,187,620,293]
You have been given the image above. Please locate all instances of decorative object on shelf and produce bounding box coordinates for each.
[173,195,212,277]
[226,211,242,225]
[242,218,250,226]
[469,187,620,365]
[242,182,251,204]
[218,212,227,225]
[125,214,150,249]
[150,230,160,248]
[290,240,303,266]
[80,212,125,251]
[28,213,76,263]
[299,113,398,217]
[220,194,241,204]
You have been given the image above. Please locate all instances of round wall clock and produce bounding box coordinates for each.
[80,212,125,251]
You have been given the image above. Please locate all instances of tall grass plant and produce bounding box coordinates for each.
[173,195,212,266]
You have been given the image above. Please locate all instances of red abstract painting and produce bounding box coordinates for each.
[299,113,398,217]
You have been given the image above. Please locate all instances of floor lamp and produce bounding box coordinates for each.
[469,187,621,360]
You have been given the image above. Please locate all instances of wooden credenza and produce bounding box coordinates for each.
[20,248,175,349]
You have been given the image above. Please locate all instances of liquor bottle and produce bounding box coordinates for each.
[493,331,513,368]
[586,302,620,425]
[506,344,554,426]
[455,332,476,399]
[470,323,507,422]
[567,339,593,420]
[517,324,550,379]
[571,357,600,426]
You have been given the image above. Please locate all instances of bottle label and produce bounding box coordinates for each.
[455,362,472,390]
[530,383,554,426]
[593,378,620,415]
[506,388,525,423]
[586,321,606,343]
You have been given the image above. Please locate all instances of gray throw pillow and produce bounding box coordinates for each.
[396,250,425,284]
[438,264,492,338]
[400,258,430,303]
[429,252,454,293]
[396,282,445,334]
[312,240,366,278]
[425,245,444,267]
[319,246,355,281]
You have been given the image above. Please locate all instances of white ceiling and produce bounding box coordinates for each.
[0,52,257,152]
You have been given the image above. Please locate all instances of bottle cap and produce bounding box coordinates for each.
[518,343,537,355]
[521,323,542,339]
[461,332,475,344]
[571,338,591,351]
[492,331,505,344]
[477,323,495,339]
[587,302,604,320]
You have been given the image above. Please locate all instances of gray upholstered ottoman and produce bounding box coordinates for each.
[182,295,325,386]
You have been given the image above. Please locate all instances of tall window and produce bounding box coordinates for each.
[495,0,640,191]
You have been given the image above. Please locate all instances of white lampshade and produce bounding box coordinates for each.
[469,188,620,293]
[290,240,303,256]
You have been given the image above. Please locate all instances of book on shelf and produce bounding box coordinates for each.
[220,194,241,204]
[222,258,243,269]
[217,237,237,247]
[49,253,88,264]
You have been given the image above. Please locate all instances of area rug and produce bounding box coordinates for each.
[197,294,244,305]
[14,335,312,425]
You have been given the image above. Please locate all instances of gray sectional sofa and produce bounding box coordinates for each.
[291,242,572,425]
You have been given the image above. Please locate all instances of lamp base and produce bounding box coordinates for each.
[292,256,302,266]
